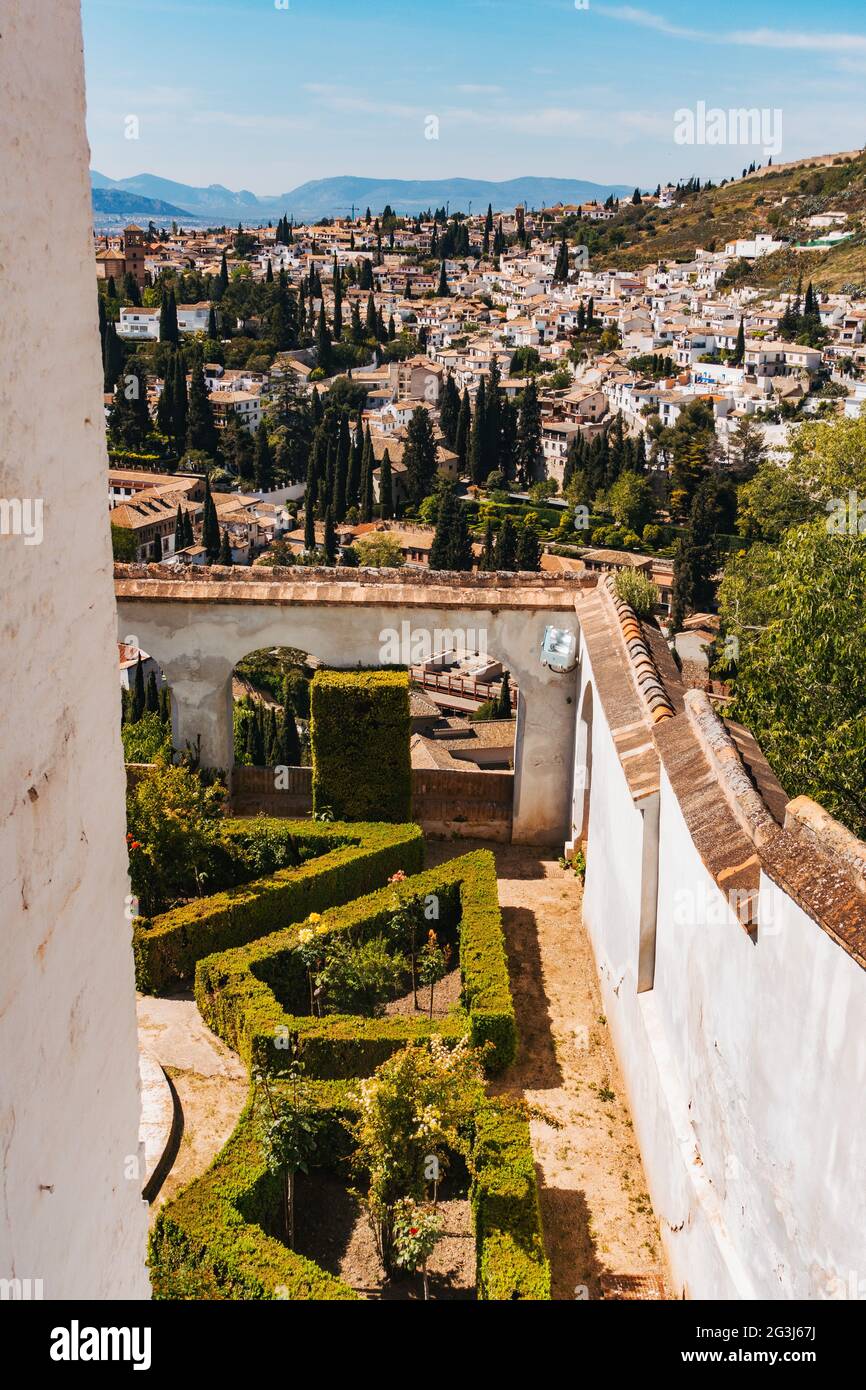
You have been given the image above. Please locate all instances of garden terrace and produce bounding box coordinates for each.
[133,818,423,994]
[195,850,516,1077]
[150,1084,548,1302]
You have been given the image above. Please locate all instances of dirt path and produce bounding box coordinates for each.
[136,994,248,1219]
[426,839,668,1300]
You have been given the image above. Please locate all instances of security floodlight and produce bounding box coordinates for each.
[540,626,577,674]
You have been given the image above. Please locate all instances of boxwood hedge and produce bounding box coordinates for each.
[195,850,516,1077]
[472,1097,551,1300]
[310,669,411,822]
[134,818,424,995]
[150,1082,550,1301]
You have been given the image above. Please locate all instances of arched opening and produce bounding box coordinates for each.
[230,646,313,814]
[118,634,174,767]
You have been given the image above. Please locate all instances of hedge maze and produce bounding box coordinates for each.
[145,814,550,1300]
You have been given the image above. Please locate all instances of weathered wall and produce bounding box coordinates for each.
[229,764,514,840]
[577,632,866,1300]
[117,589,577,844]
[0,4,150,1297]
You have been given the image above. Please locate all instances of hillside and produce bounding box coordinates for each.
[578,149,866,293]
[92,187,193,218]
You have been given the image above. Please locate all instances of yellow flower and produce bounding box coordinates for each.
[307,912,322,924]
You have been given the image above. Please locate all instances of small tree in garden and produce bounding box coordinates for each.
[297,914,327,1015]
[350,1037,485,1275]
[392,1198,444,1300]
[417,929,451,1020]
[255,1056,321,1251]
[315,933,406,1016]
[386,874,428,1009]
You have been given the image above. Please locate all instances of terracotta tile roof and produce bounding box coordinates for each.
[603,575,675,724]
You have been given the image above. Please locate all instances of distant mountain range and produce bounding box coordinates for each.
[90,171,635,224]
[92,187,193,218]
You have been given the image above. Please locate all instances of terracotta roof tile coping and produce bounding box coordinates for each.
[602,575,676,724]
[684,689,778,850]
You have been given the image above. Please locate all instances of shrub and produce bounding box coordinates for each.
[472,1097,551,1300]
[134,819,424,994]
[613,568,659,618]
[121,713,171,764]
[195,850,516,1077]
[126,763,229,917]
[310,670,411,822]
[149,1088,359,1301]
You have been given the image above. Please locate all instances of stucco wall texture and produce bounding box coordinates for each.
[577,633,866,1300]
[0,3,150,1296]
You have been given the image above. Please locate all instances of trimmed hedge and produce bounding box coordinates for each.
[472,1097,551,1301]
[150,1080,550,1301]
[310,669,411,822]
[195,850,516,1077]
[133,818,424,994]
[149,1086,359,1301]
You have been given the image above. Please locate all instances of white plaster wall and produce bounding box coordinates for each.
[577,641,866,1300]
[0,4,150,1297]
[117,598,578,843]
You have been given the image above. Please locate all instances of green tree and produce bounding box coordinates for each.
[516,379,541,487]
[429,483,473,571]
[721,525,866,838]
[494,516,518,571]
[379,449,394,519]
[218,528,233,565]
[403,407,438,506]
[187,361,218,456]
[495,669,512,717]
[515,519,541,571]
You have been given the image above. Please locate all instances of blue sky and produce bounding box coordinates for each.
[82,0,866,192]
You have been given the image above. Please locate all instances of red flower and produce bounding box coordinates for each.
[409,1227,418,1236]
[130,841,142,850]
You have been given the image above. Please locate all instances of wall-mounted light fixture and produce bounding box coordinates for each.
[540,626,578,674]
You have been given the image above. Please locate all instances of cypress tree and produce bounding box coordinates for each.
[439,373,460,448]
[216,250,229,298]
[436,261,450,297]
[156,362,175,437]
[277,703,301,766]
[495,670,512,718]
[218,528,233,565]
[732,316,746,366]
[361,447,374,521]
[516,520,541,571]
[365,293,377,339]
[315,304,332,373]
[494,516,518,571]
[481,519,495,570]
[145,671,160,714]
[468,376,487,485]
[516,378,541,487]
[102,321,123,393]
[207,303,219,338]
[303,476,316,551]
[202,475,221,561]
[454,389,471,471]
[183,508,194,548]
[254,421,273,491]
[131,656,146,722]
[172,353,188,446]
[187,360,218,455]
[332,256,343,339]
[323,506,337,563]
[379,449,394,518]
[174,504,185,553]
[403,406,438,505]
[265,707,279,766]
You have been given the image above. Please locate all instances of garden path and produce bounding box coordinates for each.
[426,839,669,1300]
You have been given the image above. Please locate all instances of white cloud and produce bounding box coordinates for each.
[597,6,866,53]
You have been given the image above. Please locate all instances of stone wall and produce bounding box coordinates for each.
[0,4,149,1297]
[229,765,514,841]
